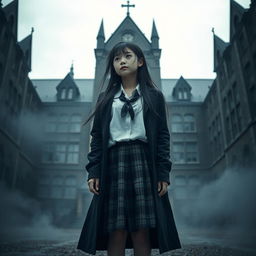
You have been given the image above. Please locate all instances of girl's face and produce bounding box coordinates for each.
[113,47,143,78]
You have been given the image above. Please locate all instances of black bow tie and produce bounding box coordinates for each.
[119,89,141,120]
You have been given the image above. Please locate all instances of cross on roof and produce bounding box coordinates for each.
[121,0,135,16]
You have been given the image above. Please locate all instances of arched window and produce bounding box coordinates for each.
[67,88,73,99]
[171,114,183,132]
[60,88,66,99]
[178,90,183,100]
[184,114,196,132]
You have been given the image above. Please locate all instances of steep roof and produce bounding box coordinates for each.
[18,30,33,71]
[213,33,229,72]
[105,15,151,49]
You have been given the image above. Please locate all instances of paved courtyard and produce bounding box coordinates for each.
[0,228,255,256]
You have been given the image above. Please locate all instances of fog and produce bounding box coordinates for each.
[175,167,256,248]
[1,164,256,249]
[0,180,67,243]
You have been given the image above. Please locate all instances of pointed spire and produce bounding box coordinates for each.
[213,29,229,72]
[69,61,74,78]
[97,19,105,40]
[18,27,34,72]
[151,19,159,49]
[151,20,159,39]
[96,19,105,49]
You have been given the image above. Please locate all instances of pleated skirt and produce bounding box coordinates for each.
[103,139,156,235]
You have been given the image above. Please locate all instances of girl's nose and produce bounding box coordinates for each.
[120,57,126,64]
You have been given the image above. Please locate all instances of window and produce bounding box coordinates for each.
[178,90,183,100]
[184,114,196,132]
[70,114,81,133]
[57,114,69,132]
[55,144,66,163]
[186,142,198,163]
[60,89,66,99]
[45,114,57,132]
[42,143,55,162]
[67,144,79,163]
[172,142,198,164]
[67,88,73,99]
[172,143,185,163]
[171,114,183,133]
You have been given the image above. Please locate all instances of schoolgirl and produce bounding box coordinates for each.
[77,42,181,256]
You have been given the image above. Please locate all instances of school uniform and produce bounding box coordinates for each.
[103,84,156,234]
[77,84,181,255]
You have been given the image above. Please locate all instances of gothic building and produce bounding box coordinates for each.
[0,0,255,226]
[0,0,42,197]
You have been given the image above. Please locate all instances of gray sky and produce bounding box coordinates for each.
[2,0,251,79]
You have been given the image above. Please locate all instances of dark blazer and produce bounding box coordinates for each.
[77,87,181,255]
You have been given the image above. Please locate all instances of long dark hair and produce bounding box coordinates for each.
[82,42,166,126]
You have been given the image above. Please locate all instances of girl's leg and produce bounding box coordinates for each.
[107,229,128,256]
[130,228,151,256]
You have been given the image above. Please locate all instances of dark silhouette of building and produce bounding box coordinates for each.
[0,0,255,226]
[0,0,42,197]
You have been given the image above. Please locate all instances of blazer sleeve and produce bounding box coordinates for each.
[86,93,104,182]
[156,91,172,185]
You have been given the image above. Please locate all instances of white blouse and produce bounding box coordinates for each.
[108,83,148,148]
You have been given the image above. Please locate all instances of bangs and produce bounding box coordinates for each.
[113,46,130,57]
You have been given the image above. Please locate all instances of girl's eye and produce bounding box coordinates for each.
[126,54,132,58]
[114,57,120,61]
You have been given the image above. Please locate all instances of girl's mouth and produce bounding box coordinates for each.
[120,66,128,70]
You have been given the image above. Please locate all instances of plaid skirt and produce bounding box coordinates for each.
[103,139,156,235]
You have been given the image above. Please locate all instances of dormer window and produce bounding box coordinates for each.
[60,89,66,99]
[172,76,192,101]
[67,88,73,99]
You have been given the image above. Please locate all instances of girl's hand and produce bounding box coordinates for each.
[88,178,100,195]
[158,181,169,197]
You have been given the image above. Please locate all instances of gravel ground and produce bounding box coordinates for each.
[0,240,255,256]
